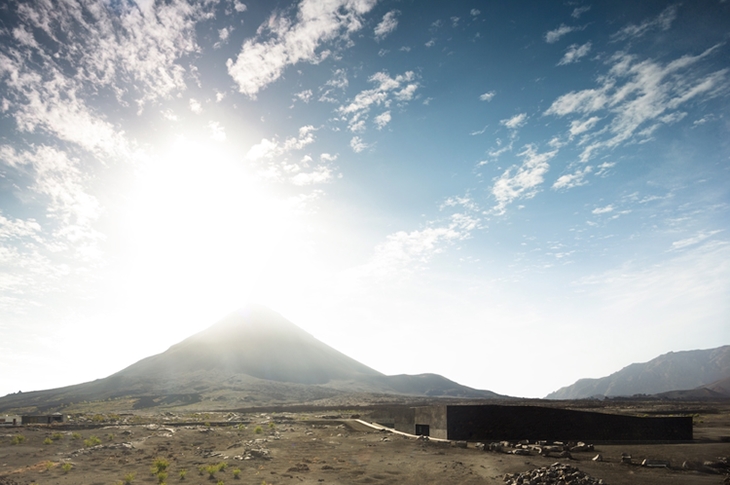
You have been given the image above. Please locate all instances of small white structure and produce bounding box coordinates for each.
[0,415,21,426]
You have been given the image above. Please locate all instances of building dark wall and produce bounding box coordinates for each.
[444,405,692,441]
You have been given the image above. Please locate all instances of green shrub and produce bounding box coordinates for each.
[268,422,275,429]
[198,465,206,475]
[217,462,227,472]
[44,461,54,471]
[157,471,168,483]
[152,457,169,473]
[11,435,25,445]
[43,437,53,445]
[61,462,72,474]
[107,433,115,441]
[123,472,136,484]
[51,432,64,441]
[179,469,187,480]
[206,464,219,478]
[83,435,102,447]
[254,426,263,434]
[232,468,241,479]
[71,432,81,440]
[217,481,224,485]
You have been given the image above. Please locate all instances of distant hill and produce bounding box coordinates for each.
[0,305,503,412]
[546,346,730,400]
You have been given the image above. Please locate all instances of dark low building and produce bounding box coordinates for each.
[370,404,692,441]
[21,413,64,425]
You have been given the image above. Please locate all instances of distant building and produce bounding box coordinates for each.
[370,404,692,441]
[21,413,65,425]
[0,415,21,426]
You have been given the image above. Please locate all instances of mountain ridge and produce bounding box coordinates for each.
[0,305,503,412]
[546,345,730,399]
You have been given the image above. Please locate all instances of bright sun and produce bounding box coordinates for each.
[117,136,291,322]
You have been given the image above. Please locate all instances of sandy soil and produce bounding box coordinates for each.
[0,404,728,485]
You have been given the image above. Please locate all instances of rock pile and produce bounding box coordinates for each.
[503,462,606,485]
[483,440,594,457]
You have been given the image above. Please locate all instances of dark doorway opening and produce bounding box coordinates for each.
[415,424,430,436]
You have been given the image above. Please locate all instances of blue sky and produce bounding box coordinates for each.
[0,0,728,399]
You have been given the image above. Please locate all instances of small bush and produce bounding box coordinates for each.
[51,432,64,441]
[71,432,82,440]
[217,462,228,472]
[217,481,224,485]
[107,433,115,441]
[43,437,53,445]
[268,422,275,429]
[152,457,169,473]
[83,435,102,447]
[11,435,25,445]
[123,472,136,484]
[206,464,219,478]
[198,465,206,475]
[179,469,187,480]
[44,461,54,471]
[157,471,168,483]
[232,468,241,479]
[254,426,263,434]
[61,462,72,474]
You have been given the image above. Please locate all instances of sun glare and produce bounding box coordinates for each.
[117,136,289,323]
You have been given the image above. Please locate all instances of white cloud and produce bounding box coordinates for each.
[374,10,399,41]
[294,89,313,103]
[571,6,591,19]
[558,42,592,65]
[492,145,556,214]
[501,113,527,129]
[350,136,368,153]
[612,5,678,41]
[545,45,727,162]
[245,125,316,161]
[671,230,723,250]
[592,204,614,215]
[479,91,496,102]
[233,1,247,13]
[545,24,578,43]
[227,0,377,98]
[338,71,418,133]
[291,166,332,186]
[552,166,592,190]
[374,111,391,129]
[470,9,481,16]
[209,121,226,141]
[425,38,436,48]
[189,98,203,113]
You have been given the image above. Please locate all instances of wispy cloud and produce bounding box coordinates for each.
[671,230,723,250]
[612,5,679,42]
[492,145,557,214]
[552,165,592,190]
[338,71,419,134]
[545,24,579,43]
[545,45,728,162]
[571,6,591,19]
[350,136,369,153]
[501,113,527,129]
[558,42,592,65]
[374,10,399,41]
[227,0,376,98]
[592,204,614,215]
[479,91,496,102]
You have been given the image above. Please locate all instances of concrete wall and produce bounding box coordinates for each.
[414,406,448,439]
[444,405,692,442]
[369,407,415,434]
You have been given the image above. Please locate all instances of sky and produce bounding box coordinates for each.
[0,0,728,400]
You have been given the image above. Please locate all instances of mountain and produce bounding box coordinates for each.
[0,305,502,412]
[545,346,730,400]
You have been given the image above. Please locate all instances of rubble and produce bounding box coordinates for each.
[503,462,606,485]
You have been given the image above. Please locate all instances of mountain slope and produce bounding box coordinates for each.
[0,305,502,412]
[546,346,730,399]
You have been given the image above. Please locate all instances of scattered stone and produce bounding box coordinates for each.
[620,453,632,464]
[593,454,603,462]
[641,459,670,468]
[503,462,605,485]
[287,463,310,472]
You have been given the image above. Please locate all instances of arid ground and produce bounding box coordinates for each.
[1,400,728,485]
